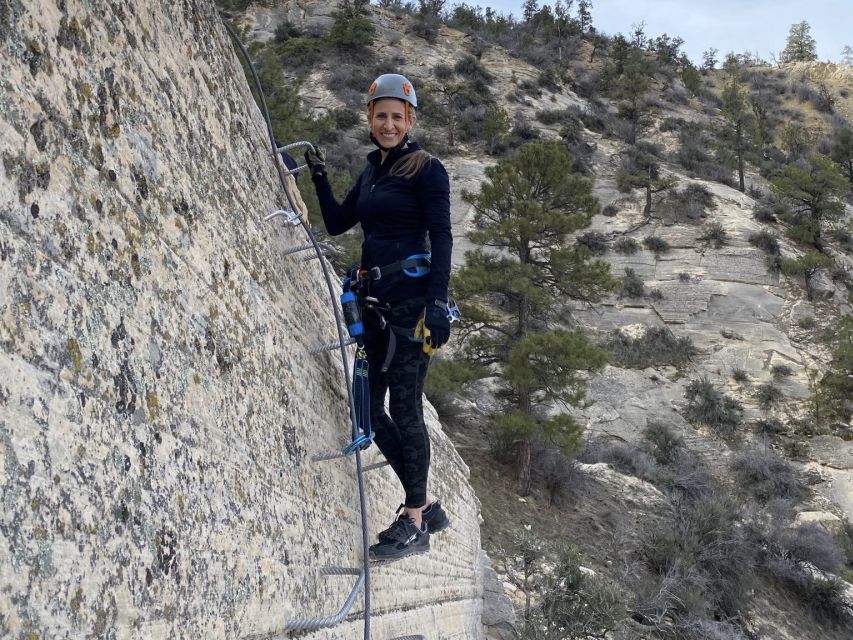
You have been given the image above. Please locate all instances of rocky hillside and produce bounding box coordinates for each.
[0,1,484,638]
[228,1,853,638]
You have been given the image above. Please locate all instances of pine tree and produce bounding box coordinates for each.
[830,127,853,185]
[818,315,853,420]
[771,155,849,247]
[615,51,653,144]
[453,141,614,495]
[522,0,539,22]
[482,104,510,155]
[720,74,753,192]
[702,47,718,71]
[577,0,592,34]
[781,251,834,300]
[615,146,675,217]
[679,54,702,95]
[781,21,818,63]
[327,0,375,55]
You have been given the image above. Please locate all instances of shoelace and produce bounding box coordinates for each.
[384,517,419,543]
[378,513,409,540]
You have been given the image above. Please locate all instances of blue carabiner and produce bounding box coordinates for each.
[403,253,431,278]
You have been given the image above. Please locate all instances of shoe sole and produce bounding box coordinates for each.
[369,545,430,563]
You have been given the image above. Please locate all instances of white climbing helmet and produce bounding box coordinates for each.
[367,73,417,109]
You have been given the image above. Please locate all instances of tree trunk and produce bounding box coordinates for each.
[736,122,745,192]
[516,438,532,496]
[644,167,653,217]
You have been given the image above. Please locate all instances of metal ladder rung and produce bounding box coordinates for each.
[285,567,365,632]
[282,241,338,257]
[361,460,390,473]
[312,450,351,462]
[275,140,315,176]
[264,209,301,226]
[309,337,356,354]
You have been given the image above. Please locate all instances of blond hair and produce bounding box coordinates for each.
[390,150,432,179]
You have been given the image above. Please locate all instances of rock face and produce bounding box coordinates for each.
[0,2,482,638]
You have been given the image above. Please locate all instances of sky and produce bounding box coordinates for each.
[474,0,853,65]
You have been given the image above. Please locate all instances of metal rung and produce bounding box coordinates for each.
[319,566,361,576]
[282,241,337,257]
[285,567,365,632]
[302,252,328,262]
[312,435,371,462]
[309,338,356,354]
[361,460,390,473]
[264,209,301,226]
[312,450,350,462]
[275,140,316,177]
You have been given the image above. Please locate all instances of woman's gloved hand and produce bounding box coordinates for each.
[304,146,326,177]
[425,300,451,349]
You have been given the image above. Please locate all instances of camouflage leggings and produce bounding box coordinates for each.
[362,297,431,508]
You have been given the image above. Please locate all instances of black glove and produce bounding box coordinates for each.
[304,146,326,177]
[424,300,451,350]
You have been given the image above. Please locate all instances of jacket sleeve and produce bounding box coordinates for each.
[311,173,361,236]
[419,160,453,301]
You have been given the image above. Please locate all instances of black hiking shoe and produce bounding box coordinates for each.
[369,517,429,562]
[422,500,450,534]
[377,501,450,542]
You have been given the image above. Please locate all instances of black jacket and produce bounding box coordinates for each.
[312,142,452,303]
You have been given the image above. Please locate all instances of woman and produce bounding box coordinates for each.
[304,73,453,561]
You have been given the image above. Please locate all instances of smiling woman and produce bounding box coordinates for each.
[303,73,454,563]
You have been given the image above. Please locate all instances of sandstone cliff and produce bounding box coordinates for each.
[0,1,483,638]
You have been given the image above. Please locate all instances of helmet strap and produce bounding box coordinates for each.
[369,132,410,151]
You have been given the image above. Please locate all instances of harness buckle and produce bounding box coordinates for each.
[367,266,382,280]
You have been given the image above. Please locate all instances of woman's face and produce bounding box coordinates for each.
[369,97,415,149]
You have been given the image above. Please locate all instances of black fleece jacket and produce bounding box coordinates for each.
[311,142,452,304]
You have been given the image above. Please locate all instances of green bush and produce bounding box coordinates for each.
[659,183,715,222]
[797,315,816,329]
[763,558,851,625]
[642,421,684,465]
[699,221,727,248]
[535,108,566,125]
[619,267,645,298]
[732,367,750,384]
[641,489,754,621]
[274,20,302,42]
[748,230,780,254]
[753,198,788,224]
[614,236,639,254]
[755,382,783,410]
[684,376,743,436]
[771,363,793,378]
[606,326,699,369]
[643,235,671,254]
[537,546,626,639]
[454,54,493,85]
[730,447,805,502]
[433,63,454,80]
[576,231,608,255]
